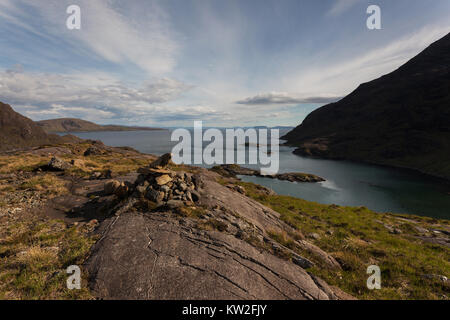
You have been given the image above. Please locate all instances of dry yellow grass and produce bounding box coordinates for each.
[18,174,68,195]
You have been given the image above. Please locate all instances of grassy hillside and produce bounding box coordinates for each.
[230,180,450,300]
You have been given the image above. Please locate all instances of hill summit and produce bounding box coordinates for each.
[282,33,450,180]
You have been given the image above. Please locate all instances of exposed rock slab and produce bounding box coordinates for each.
[86,167,350,300]
[86,210,347,300]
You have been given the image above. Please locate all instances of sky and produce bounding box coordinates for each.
[0,0,449,127]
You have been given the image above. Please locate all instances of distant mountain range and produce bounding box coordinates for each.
[0,102,163,152]
[37,118,163,133]
[282,32,450,180]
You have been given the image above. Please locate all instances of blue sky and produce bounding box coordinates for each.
[0,0,449,127]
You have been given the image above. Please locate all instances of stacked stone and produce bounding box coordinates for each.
[104,153,202,207]
[133,167,201,206]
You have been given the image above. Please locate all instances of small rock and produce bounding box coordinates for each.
[390,228,402,234]
[292,254,314,269]
[423,274,448,282]
[160,185,170,193]
[308,233,321,240]
[135,185,147,195]
[155,174,172,186]
[414,226,428,233]
[234,185,246,194]
[104,180,121,195]
[190,190,201,202]
[146,189,164,203]
[90,171,102,180]
[179,182,188,191]
[47,157,72,171]
[115,183,129,198]
[165,200,184,209]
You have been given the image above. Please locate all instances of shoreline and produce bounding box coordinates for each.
[282,142,450,185]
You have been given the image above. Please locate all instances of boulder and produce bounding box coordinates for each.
[84,146,103,156]
[104,180,121,195]
[47,157,72,171]
[145,188,164,203]
[148,153,173,168]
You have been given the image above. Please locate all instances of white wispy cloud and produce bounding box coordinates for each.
[0,67,192,122]
[326,0,361,17]
[0,69,190,106]
[282,24,450,97]
[1,0,178,75]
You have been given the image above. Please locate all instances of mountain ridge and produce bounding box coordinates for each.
[282,32,450,180]
[0,102,78,152]
[37,118,163,133]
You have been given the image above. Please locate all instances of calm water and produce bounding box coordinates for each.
[66,129,450,219]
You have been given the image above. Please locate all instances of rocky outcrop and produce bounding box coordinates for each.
[86,210,350,300]
[282,32,450,180]
[87,155,351,300]
[212,164,325,182]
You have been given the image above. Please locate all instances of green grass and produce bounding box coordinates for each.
[0,219,96,300]
[236,180,450,300]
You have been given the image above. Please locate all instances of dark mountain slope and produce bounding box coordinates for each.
[282,33,450,180]
[0,102,67,152]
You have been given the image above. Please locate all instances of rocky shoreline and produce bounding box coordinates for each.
[211,164,325,183]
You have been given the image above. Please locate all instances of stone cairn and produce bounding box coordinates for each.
[104,153,201,208]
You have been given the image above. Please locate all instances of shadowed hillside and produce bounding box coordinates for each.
[282,33,450,180]
[0,102,73,152]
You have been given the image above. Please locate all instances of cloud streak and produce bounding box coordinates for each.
[1,0,178,75]
[326,0,360,17]
[236,92,342,105]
